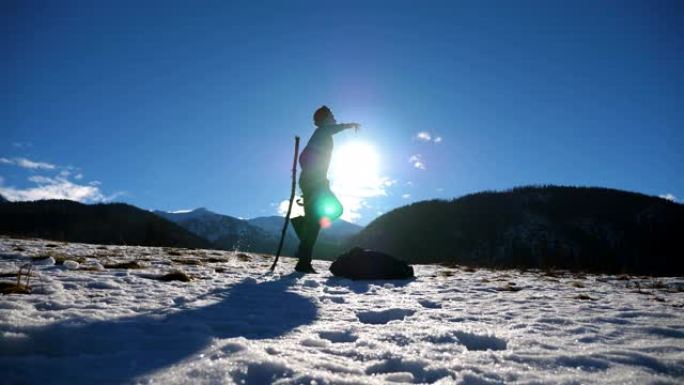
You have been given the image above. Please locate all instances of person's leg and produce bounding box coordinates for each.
[291,215,305,240]
[294,216,320,272]
[294,196,321,273]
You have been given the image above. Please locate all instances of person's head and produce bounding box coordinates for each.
[313,105,336,127]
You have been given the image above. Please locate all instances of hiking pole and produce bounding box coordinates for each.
[270,136,300,272]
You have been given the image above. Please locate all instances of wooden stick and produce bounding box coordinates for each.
[270,136,300,271]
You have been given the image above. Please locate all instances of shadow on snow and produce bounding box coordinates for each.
[323,276,415,294]
[0,273,317,385]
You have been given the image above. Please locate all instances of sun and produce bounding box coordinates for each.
[329,141,380,186]
[280,141,384,223]
[326,141,387,222]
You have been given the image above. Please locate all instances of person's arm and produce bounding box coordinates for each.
[329,122,361,135]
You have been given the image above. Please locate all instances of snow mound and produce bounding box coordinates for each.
[62,260,79,270]
[357,308,416,324]
[318,330,358,343]
[452,330,507,351]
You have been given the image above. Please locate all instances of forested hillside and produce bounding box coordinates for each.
[0,200,212,249]
[351,186,683,275]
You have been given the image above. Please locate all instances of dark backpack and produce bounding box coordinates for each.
[329,247,414,280]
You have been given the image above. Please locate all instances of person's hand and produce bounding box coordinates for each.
[348,123,361,132]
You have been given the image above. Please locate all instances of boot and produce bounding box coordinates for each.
[294,259,317,274]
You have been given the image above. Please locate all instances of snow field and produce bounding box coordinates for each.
[0,237,683,385]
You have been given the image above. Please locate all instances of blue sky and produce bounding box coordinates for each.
[2,0,682,224]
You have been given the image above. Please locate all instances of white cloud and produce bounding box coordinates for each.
[328,182,388,223]
[0,175,106,202]
[0,157,112,200]
[409,154,426,170]
[0,157,56,170]
[0,164,126,203]
[414,131,442,144]
[334,196,363,222]
[401,193,411,199]
[277,199,305,218]
[0,157,123,203]
[16,158,54,169]
[659,193,678,202]
[415,131,432,141]
[170,209,194,214]
[27,175,54,184]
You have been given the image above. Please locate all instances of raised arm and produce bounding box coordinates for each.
[329,122,361,135]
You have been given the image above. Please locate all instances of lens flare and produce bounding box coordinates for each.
[319,217,332,229]
[315,193,343,221]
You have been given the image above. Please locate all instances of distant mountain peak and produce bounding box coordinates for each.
[0,194,7,203]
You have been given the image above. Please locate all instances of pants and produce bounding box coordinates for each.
[294,178,341,264]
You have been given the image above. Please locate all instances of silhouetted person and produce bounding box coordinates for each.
[291,106,360,273]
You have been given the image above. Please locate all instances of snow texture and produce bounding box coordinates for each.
[0,236,683,385]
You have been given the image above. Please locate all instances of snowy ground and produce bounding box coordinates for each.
[0,237,682,385]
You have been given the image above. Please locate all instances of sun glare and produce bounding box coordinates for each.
[327,141,387,222]
[330,141,380,185]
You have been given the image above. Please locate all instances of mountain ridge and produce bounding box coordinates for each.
[154,208,278,253]
[156,208,363,258]
[0,199,211,249]
[351,185,683,275]
[3,186,678,275]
